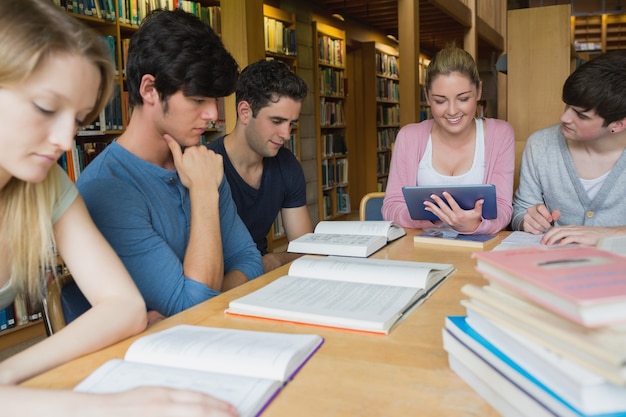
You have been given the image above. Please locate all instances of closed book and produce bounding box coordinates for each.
[461,284,626,385]
[443,316,626,417]
[227,255,455,334]
[472,246,626,327]
[465,310,626,415]
[413,231,499,249]
[287,220,405,258]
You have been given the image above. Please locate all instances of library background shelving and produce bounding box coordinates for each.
[571,12,626,58]
[359,42,400,194]
[262,3,298,252]
[314,21,350,221]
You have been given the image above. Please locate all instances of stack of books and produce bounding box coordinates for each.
[442,245,626,417]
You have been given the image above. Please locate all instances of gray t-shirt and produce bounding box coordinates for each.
[0,165,78,310]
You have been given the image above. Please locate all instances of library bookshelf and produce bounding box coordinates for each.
[360,42,400,193]
[571,13,626,58]
[314,21,350,221]
[262,3,299,252]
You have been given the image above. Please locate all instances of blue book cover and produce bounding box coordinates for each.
[445,316,626,417]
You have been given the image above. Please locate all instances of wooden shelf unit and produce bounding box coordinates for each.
[0,321,45,352]
[314,21,350,221]
[359,42,400,194]
[572,13,626,57]
[262,3,298,252]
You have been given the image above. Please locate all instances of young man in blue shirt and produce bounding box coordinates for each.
[207,60,313,272]
[77,9,263,321]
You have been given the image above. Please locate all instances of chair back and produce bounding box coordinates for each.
[359,192,385,221]
[42,272,74,336]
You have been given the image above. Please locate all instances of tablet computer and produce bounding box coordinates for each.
[402,184,497,221]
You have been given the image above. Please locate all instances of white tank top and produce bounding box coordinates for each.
[417,118,486,185]
[580,170,609,201]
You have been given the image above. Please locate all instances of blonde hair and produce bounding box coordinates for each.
[424,45,481,91]
[0,0,115,299]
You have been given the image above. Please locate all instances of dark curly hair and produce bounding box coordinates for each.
[236,59,308,117]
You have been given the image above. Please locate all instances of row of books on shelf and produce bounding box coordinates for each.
[378,127,398,151]
[376,78,399,102]
[78,84,125,135]
[444,245,626,417]
[377,152,390,177]
[320,158,348,189]
[375,52,399,78]
[320,189,351,219]
[282,132,298,157]
[318,67,345,96]
[59,141,109,182]
[58,0,220,31]
[377,177,388,192]
[0,293,43,334]
[377,104,400,126]
[264,16,296,56]
[318,35,344,67]
[319,99,345,127]
[100,35,119,76]
[271,212,285,238]
[336,188,350,214]
[320,133,347,157]
[56,0,116,21]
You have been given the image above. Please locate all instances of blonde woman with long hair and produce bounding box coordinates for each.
[0,1,236,415]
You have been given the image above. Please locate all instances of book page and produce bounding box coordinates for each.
[314,220,396,237]
[228,276,422,333]
[287,255,453,289]
[123,325,322,382]
[288,233,385,257]
[74,359,280,417]
[597,236,626,256]
[493,231,543,251]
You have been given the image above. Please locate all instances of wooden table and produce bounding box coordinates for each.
[23,229,503,416]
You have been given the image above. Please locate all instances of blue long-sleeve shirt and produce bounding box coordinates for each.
[77,141,263,316]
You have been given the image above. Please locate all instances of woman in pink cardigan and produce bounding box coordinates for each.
[382,46,514,234]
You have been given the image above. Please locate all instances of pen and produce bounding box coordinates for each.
[541,193,555,227]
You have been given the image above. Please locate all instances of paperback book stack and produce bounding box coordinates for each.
[442,245,626,417]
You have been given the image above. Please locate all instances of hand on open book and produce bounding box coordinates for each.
[92,386,238,417]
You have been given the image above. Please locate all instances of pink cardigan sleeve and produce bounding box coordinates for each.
[382,118,514,233]
[382,120,439,229]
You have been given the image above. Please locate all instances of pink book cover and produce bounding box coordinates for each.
[472,246,626,326]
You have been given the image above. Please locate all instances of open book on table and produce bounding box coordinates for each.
[74,325,324,417]
[226,255,455,334]
[287,220,406,257]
